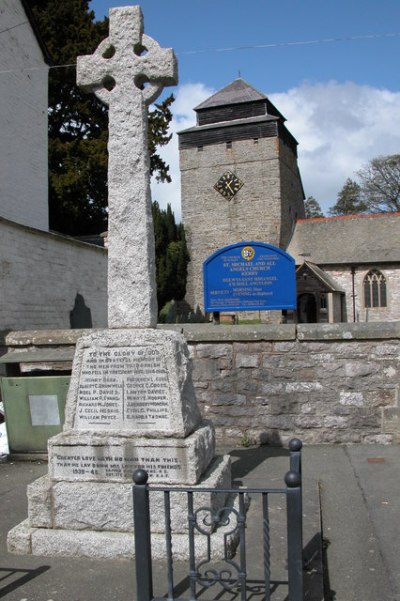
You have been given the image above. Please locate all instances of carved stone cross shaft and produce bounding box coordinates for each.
[77,6,177,328]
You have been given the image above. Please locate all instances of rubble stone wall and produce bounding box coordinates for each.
[2,323,399,445]
[181,322,400,445]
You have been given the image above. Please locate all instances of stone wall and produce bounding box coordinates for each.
[2,323,398,446]
[0,218,107,331]
[180,135,303,313]
[324,264,400,323]
[278,140,305,249]
[180,322,400,445]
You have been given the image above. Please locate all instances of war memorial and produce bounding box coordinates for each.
[7,5,240,562]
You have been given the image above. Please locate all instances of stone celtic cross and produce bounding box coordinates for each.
[77,6,178,328]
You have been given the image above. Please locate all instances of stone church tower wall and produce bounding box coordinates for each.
[179,79,304,315]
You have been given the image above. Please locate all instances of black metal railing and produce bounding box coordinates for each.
[133,438,304,601]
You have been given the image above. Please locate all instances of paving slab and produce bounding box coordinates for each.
[303,445,399,601]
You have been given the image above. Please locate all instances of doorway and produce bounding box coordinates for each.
[297,293,317,323]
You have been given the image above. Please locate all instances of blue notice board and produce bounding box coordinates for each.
[203,241,296,312]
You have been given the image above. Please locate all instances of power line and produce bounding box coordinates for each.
[0,30,399,76]
[179,31,400,55]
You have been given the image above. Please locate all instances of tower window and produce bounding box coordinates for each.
[364,270,387,308]
[226,141,232,149]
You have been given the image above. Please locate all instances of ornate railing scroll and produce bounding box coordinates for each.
[132,438,303,601]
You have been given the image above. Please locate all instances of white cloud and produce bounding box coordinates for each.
[151,80,400,218]
[270,81,400,213]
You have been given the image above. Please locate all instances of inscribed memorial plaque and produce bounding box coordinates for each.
[48,422,215,485]
[75,346,171,431]
[203,241,296,312]
[64,329,202,438]
[51,445,184,482]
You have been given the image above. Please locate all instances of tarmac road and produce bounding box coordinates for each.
[0,444,399,601]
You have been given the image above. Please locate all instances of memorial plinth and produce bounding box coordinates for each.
[65,329,202,438]
[8,329,233,559]
[48,427,214,486]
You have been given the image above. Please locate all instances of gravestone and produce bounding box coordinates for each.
[8,5,232,560]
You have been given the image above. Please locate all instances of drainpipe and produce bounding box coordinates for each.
[351,266,356,322]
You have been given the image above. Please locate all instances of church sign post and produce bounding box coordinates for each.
[203,241,296,313]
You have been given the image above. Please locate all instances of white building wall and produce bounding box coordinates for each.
[0,0,49,230]
[0,218,107,331]
[323,264,400,323]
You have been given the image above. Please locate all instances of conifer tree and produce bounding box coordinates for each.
[152,202,190,312]
[329,179,367,215]
[304,196,324,218]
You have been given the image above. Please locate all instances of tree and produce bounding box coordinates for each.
[304,196,324,218]
[148,96,174,183]
[152,202,190,312]
[357,154,400,213]
[328,179,368,215]
[30,0,174,235]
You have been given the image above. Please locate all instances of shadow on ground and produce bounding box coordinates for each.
[0,565,50,599]
[229,446,290,480]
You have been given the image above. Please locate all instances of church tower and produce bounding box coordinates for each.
[178,78,304,314]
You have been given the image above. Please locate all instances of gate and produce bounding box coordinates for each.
[132,439,303,601]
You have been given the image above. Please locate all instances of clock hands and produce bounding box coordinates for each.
[225,178,234,194]
[214,171,244,200]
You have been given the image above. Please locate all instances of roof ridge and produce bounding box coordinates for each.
[298,211,400,224]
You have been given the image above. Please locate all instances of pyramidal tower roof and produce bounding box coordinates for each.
[178,77,296,154]
[194,78,266,110]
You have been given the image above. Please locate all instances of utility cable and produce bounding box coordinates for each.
[0,30,399,76]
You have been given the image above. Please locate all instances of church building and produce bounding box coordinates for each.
[288,212,400,323]
[179,78,400,323]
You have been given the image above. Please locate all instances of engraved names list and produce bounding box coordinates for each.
[75,346,171,431]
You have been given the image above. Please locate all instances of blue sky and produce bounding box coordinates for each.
[89,1,400,218]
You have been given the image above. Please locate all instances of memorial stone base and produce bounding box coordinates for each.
[8,329,237,560]
[8,454,235,560]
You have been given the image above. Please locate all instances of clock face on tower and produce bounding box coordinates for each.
[214,171,244,200]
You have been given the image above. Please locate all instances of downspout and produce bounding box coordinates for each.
[351,266,356,322]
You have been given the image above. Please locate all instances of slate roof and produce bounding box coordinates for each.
[288,212,400,265]
[178,113,278,135]
[194,78,266,110]
[297,262,345,292]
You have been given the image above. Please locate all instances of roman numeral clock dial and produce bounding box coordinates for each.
[214,171,244,200]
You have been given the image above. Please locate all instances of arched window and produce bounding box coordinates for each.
[364,270,387,308]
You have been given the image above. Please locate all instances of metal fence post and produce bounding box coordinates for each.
[289,438,302,476]
[285,470,304,601]
[289,437,303,564]
[133,469,153,601]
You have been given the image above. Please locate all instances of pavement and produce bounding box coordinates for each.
[0,444,399,601]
